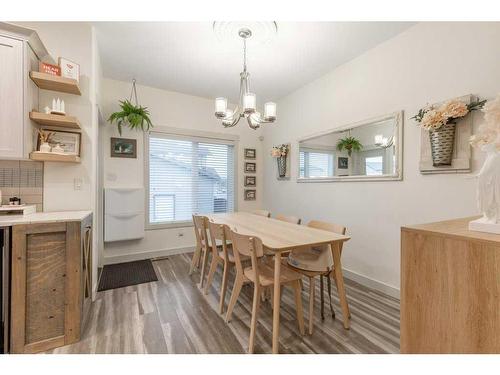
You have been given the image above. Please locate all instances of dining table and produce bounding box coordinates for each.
[206,211,351,354]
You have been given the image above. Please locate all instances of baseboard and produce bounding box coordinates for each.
[343,268,400,299]
[103,246,194,265]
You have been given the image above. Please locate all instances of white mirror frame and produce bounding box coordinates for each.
[296,111,404,183]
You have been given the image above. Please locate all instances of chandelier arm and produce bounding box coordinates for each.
[246,115,260,130]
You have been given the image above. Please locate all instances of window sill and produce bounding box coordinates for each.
[146,221,193,230]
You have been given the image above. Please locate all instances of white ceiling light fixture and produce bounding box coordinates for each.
[214,23,278,130]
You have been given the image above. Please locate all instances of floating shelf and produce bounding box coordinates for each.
[29,111,81,129]
[30,152,81,163]
[29,71,81,95]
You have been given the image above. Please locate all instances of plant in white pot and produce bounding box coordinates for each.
[469,94,500,233]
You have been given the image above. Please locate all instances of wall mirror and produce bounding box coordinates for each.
[297,111,403,182]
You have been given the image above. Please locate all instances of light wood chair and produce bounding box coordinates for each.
[228,228,305,353]
[204,220,249,313]
[286,220,347,335]
[252,210,271,218]
[275,214,301,225]
[190,215,211,288]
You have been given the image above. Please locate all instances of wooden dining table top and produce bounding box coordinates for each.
[206,212,350,252]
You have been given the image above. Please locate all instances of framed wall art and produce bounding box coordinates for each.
[245,162,256,173]
[244,148,256,159]
[244,189,256,201]
[244,175,256,187]
[111,137,137,158]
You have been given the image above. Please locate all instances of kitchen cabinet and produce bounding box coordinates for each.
[0,23,50,159]
[10,214,92,353]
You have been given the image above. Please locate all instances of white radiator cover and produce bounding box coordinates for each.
[104,188,145,242]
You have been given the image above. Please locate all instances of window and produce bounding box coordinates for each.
[299,150,335,178]
[365,156,383,176]
[148,132,235,226]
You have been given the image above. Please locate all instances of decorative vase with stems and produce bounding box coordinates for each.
[412,98,486,167]
[271,144,289,178]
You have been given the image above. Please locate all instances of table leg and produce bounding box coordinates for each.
[332,242,350,329]
[272,252,281,354]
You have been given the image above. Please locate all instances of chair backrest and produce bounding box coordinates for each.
[308,219,346,253]
[276,214,302,225]
[192,214,209,249]
[252,210,271,218]
[207,220,230,261]
[229,228,264,275]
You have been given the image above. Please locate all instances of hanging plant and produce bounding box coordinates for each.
[108,79,153,136]
[336,136,363,156]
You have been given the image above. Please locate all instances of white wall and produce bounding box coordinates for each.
[101,78,264,263]
[263,22,500,296]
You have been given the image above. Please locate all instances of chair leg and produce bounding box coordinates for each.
[189,245,201,275]
[226,273,244,323]
[248,283,261,354]
[332,272,351,319]
[293,280,305,335]
[204,253,220,295]
[326,274,335,319]
[219,262,230,314]
[308,277,315,335]
[320,275,325,320]
[198,247,210,289]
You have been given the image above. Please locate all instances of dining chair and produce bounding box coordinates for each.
[190,215,211,288]
[205,220,249,313]
[229,228,305,353]
[275,214,301,225]
[252,209,271,218]
[286,220,347,335]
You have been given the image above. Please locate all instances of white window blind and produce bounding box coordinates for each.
[148,133,235,225]
[299,150,334,178]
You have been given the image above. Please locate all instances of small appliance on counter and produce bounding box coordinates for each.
[0,204,36,216]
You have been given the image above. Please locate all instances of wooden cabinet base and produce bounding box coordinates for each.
[401,217,500,353]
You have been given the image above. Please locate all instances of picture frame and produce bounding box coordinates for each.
[38,129,81,155]
[244,175,256,187]
[245,162,256,173]
[244,148,256,159]
[338,157,349,169]
[58,57,80,82]
[39,61,60,76]
[244,189,256,201]
[111,137,137,158]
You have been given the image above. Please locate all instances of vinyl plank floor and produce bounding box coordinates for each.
[49,253,400,354]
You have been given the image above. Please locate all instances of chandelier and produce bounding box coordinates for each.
[214,27,276,130]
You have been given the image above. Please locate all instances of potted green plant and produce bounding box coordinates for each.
[108,79,153,136]
[336,136,362,156]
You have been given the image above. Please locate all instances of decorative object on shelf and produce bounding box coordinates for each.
[50,97,66,115]
[214,24,277,130]
[245,162,256,173]
[39,61,60,76]
[37,129,54,153]
[244,189,256,201]
[244,148,256,159]
[43,106,51,114]
[336,136,362,157]
[58,57,80,82]
[271,143,289,178]
[108,79,153,136]
[244,175,256,187]
[338,157,348,169]
[37,129,81,156]
[110,137,137,158]
[469,94,500,234]
[413,97,486,166]
[9,197,21,206]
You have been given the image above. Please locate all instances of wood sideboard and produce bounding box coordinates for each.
[401,217,500,353]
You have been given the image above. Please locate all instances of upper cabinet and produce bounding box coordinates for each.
[0,23,50,160]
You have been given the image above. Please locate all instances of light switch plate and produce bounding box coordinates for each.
[74,178,83,190]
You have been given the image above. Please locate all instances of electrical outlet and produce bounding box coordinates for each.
[74,178,83,191]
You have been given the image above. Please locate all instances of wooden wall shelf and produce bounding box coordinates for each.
[29,152,81,163]
[29,71,81,95]
[29,112,81,129]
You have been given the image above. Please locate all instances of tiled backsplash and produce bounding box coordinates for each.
[0,160,43,211]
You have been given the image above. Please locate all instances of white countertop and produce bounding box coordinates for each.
[0,210,92,227]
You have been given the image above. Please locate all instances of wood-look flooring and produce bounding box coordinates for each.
[49,254,400,354]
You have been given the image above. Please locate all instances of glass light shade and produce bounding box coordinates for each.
[264,102,276,121]
[243,93,256,113]
[222,109,234,125]
[215,97,227,118]
[374,134,384,145]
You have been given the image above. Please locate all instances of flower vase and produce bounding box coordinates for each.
[277,156,287,178]
[429,122,456,166]
[39,142,51,153]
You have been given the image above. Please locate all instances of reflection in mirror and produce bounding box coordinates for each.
[298,112,402,181]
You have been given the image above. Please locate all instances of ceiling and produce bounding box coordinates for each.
[95,22,415,103]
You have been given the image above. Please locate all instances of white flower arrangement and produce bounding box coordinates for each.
[412,98,486,131]
[271,144,289,157]
[470,94,500,150]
